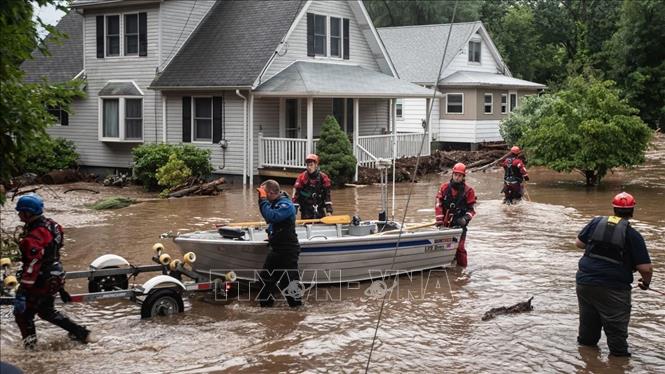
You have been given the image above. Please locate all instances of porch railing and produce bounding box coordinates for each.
[258,132,428,170]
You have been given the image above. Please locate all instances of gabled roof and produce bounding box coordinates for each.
[378,22,501,85]
[151,0,305,89]
[254,61,436,98]
[21,11,83,84]
[440,71,545,89]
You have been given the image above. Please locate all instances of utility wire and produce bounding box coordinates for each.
[159,0,198,71]
[364,2,459,372]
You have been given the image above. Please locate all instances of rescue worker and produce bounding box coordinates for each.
[502,146,529,204]
[575,192,653,357]
[293,154,333,219]
[257,180,303,307]
[435,163,477,267]
[13,194,92,349]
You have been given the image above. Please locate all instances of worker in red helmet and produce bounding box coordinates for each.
[434,162,477,267]
[574,192,653,357]
[293,153,333,219]
[501,146,529,204]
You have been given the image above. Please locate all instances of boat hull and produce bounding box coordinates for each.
[174,226,462,284]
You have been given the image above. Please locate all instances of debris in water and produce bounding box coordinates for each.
[87,196,136,210]
[482,297,534,321]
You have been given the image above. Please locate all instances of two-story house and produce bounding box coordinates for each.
[378,22,546,150]
[22,0,436,184]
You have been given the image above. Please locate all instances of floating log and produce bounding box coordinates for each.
[168,177,225,198]
[64,188,100,194]
[482,297,534,321]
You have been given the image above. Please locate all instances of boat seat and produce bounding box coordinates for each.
[218,227,246,240]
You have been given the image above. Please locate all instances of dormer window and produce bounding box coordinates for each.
[468,40,481,63]
[330,17,341,57]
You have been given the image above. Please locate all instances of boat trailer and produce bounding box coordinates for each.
[0,244,236,319]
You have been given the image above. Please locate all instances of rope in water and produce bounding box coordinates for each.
[364,2,459,372]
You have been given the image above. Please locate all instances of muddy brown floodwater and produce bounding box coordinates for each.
[1,136,664,373]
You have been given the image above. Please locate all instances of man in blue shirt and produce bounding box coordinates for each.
[256,179,302,307]
[575,192,653,357]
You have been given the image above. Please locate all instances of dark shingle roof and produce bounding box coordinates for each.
[152,0,304,88]
[21,11,84,84]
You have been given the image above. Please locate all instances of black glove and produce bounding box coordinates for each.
[59,289,72,303]
[456,214,472,227]
[325,203,333,215]
[638,278,650,290]
[524,175,530,181]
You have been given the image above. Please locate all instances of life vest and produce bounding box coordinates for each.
[268,193,299,252]
[23,217,65,293]
[441,182,469,222]
[297,171,326,205]
[584,216,629,265]
[504,156,523,183]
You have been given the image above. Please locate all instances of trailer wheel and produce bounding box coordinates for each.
[88,267,129,293]
[140,288,184,319]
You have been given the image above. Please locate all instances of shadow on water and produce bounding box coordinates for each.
[1,137,664,373]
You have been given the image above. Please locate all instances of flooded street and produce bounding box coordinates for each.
[1,138,664,373]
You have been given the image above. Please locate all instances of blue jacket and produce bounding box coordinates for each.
[259,192,299,250]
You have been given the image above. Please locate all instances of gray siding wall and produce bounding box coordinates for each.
[48,5,163,169]
[261,0,381,83]
[159,0,215,69]
[358,99,389,136]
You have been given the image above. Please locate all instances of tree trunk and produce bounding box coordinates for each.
[584,170,598,186]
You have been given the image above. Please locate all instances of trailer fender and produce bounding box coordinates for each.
[90,254,130,269]
[141,275,185,295]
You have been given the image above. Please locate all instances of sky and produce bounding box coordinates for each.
[33,2,66,37]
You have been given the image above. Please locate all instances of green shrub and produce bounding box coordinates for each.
[87,196,136,210]
[133,144,212,190]
[156,153,192,190]
[23,137,79,175]
[317,115,357,185]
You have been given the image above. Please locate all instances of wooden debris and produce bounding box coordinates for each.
[167,177,225,198]
[40,169,82,184]
[64,188,100,194]
[482,297,534,321]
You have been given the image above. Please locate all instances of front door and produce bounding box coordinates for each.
[285,99,299,138]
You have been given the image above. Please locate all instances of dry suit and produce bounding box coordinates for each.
[293,169,332,219]
[435,180,477,267]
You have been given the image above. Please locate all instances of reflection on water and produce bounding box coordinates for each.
[1,139,664,373]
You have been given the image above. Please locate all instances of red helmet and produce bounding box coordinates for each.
[612,192,636,208]
[452,162,466,175]
[305,153,319,164]
[511,146,521,155]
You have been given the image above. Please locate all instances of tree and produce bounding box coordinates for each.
[501,75,652,186]
[363,0,482,27]
[316,116,357,185]
[0,0,83,204]
[605,0,665,129]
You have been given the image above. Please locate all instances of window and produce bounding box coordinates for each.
[446,94,463,114]
[501,94,507,114]
[106,15,120,56]
[314,14,327,56]
[47,106,69,126]
[124,14,139,55]
[509,92,517,112]
[330,17,341,57]
[125,98,142,139]
[396,99,403,119]
[102,98,120,137]
[193,98,212,142]
[484,94,493,114]
[468,40,481,63]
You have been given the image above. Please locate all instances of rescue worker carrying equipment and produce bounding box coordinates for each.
[293,153,333,219]
[501,146,529,204]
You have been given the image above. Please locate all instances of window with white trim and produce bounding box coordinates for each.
[501,94,508,114]
[396,99,403,119]
[446,94,464,114]
[100,97,143,141]
[314,14,327,56]
[124,14,139,55]
[48,106,69,126]
[484,94,493,114]
[193,97,213,142]
[509,92,518,112]
[106,15,120,56]
[468,40,481,63]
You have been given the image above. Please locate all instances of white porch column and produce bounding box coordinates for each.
[353,98,359,181]
[306,97,313,155]
[249,93,255,186]
[390,98,396,219]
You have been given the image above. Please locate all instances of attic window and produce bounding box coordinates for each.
[468,40,481,63]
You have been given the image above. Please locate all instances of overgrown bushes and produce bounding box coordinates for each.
[317,115,357,185]
[132,144,212,190]
[24,137,79,175]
